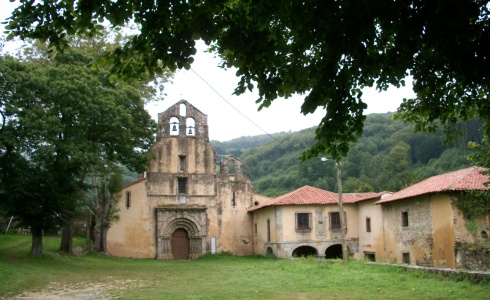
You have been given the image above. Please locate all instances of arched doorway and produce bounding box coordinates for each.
[325,244,344,259]
[172,228,189,260]
[292,246,317,258]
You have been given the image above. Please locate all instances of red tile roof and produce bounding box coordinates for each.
[248,185,386,211]
[376,166,490,204]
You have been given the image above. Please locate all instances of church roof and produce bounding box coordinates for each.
[375,166,490,204]
[249,185,386,211]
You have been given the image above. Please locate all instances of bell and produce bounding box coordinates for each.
[172,124,177,131]
[188,127,193,135]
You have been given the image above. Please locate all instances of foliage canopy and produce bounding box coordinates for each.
[5,0,490,162]
[0,40,157,255]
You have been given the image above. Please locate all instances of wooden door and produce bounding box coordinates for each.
[172,228,189,260]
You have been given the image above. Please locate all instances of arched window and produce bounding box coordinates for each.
[186,117,195,136]
[179,103,187,116]
[170,117,179,136]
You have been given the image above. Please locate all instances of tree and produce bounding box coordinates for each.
[5,1,490,163]
[0,42,159,255]
[84,167,123,253]
[0,56,87,255]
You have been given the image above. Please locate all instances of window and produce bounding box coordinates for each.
[402,252,410,264]
[254,223,257,234]
[177,177,187,194]
[366,217,371,232]
[267,219,271,242]
[231,192,236,206]
[295,212,311,230]
[402,211,409,227]
[125,191,131,209]
[330,212,341,230]
[178,155,186,172]
[364,252,375,262]
[179,103,186,116]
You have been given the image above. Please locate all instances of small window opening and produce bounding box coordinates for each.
[364,252,376,262]
[402,252,410,264]
[366,217,371,232]
[125,191,131,209]
[267,219,271,242]
[401,211,409,227]
[177,177,187,194]
[296,212,311,230]
[179,155,186,172]
[254,223,257,234]
[330,212,341,230]
[232,192,236,206]
[228,160,236,174]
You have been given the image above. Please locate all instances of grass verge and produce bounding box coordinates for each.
[0,234,488,299]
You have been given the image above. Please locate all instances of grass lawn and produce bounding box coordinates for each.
[0,234,488,299]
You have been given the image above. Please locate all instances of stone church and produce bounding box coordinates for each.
[106,100,264,259]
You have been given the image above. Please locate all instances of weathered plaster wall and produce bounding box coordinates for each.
[107,180,156,258]
[252,206,277,256]
[357,199,384,261]
[216,173,254,256]
[381,196,433,266]
[430,194,456,268]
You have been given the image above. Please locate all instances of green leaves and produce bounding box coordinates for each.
[0,39,157,248]
[5,0,490,165]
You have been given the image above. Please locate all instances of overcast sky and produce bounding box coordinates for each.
[1,2,415,142]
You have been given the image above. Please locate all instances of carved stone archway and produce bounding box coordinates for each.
[156,207,207,259]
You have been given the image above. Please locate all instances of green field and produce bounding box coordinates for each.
[0,234,488,299]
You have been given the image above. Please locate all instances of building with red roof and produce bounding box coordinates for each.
[249,185,391,259]
[373,166,489,269]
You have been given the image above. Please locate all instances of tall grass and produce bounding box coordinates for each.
[0,234,488,299]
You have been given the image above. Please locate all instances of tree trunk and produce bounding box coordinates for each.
[93,213,102,252]
[100,225,110,254]
[30,225,43,256]
[60,222,74,255]
[99,174,112,254]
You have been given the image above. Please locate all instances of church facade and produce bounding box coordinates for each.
[107,100,261,259]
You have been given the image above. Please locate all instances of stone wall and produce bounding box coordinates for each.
[455,243,490,272]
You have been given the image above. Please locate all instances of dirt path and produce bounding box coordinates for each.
[3,279,148,299]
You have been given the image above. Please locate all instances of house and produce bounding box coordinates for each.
[248,185,390,259]
[375,166,490,269]
[107,100,262,259]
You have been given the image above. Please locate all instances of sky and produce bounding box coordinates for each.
[1,2,415,142]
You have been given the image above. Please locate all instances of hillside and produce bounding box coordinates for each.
[211,113,484,197]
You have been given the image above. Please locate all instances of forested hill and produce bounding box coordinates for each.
[211,113,483,197]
